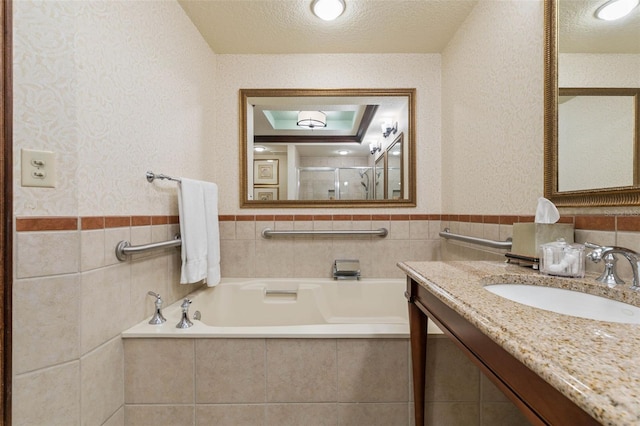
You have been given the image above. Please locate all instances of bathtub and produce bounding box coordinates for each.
[122,278,420,338]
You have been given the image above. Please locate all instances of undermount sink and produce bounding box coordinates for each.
[485,284,640,324]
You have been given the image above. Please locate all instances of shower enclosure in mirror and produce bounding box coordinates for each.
[240,88,416,208]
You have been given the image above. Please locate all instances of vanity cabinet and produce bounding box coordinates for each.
[405,277,599,426]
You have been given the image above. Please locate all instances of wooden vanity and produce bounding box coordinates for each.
[400,261,640,426]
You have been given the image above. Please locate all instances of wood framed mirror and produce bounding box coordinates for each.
[544,0,640,206]
[239,88,416,208]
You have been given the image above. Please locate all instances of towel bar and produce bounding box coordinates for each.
[115,234,182,261]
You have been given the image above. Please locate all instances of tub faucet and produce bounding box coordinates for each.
[147,291,166,325]
[176,299,194,329]
[333,259,361,280]
[586,243,640,290]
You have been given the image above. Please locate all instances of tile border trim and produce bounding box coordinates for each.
[13,214,637,233]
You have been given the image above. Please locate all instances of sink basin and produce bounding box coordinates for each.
[485,284,640,324]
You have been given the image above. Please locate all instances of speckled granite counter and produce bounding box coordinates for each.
[398,260,640,426]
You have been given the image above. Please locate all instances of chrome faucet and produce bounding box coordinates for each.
[333,259,361,280]
[176,299,193,329]
[586,243,640,290]
[147,291,166,325]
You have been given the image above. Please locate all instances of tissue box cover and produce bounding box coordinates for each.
[511,223,574,258]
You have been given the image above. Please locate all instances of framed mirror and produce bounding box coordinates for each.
[544,0,640,206]
[240,88,416,208]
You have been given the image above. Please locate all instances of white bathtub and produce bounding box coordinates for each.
[122,278,417,338]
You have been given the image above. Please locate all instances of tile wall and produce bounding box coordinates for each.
[13,212,640,425]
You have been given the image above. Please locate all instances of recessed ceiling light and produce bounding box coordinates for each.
[337,150,349,155]
[311,0,345,21]
[254,145,267,152]
[595,0,639,20]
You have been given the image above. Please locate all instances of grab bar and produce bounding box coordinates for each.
[439,228,512,250]
[115,234,182,261]
[261,227,388,238]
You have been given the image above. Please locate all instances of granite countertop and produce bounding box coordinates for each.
[397,260,640,426]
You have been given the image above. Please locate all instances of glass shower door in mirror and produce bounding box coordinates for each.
[387,134,403,199]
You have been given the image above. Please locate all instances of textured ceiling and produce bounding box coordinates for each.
[178,0,640,55]
[559,0,640,53]
[177,0,479,54]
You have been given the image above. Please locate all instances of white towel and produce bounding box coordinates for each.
[177,178,221,286]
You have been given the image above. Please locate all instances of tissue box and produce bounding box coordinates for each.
[511,223,574,258]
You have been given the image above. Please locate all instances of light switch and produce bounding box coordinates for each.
[21,149,56,188]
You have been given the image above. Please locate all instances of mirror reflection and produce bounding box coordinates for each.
[240,89,415,207]
[558,88,639,192]
[545,0,640,206]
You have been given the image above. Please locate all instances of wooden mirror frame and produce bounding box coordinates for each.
[239,88,416,208]
[544,0,640,206]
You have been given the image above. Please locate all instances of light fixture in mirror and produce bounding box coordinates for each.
[544,0,640,206]
[239,88,416,208]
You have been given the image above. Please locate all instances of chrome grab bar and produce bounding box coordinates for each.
[439,228,512,250]
[115,234,182,261]
[261,227,388,238]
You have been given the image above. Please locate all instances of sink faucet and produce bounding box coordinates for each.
[586,242,640,290]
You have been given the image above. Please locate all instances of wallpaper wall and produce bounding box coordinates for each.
[440,0,544,215]
[13,0,217,217]
[559,54,640,87]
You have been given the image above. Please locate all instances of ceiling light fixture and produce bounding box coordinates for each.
[254,145,267,152]
[311,0,345,21]
[337,150,349,156]
[595,0,639,20]
[297,111,327,129]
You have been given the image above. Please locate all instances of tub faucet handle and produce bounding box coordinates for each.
[176,299,193,329]
[147,291,166,325]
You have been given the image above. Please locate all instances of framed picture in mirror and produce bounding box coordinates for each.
[254,159,279,185]
[254,187,279,201]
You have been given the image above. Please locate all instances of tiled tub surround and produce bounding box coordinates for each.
[13,215,198,425]
[12,212,640,425]
[399,260,640,425]
[122,336,529,426]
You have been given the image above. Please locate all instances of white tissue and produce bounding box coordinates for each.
[534,197,560,224]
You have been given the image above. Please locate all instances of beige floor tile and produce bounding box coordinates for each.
[481,402,531,425]
[338,402,409,426]
[424,402,480,426]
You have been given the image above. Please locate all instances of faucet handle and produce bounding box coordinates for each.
[180,299,192,311]
[147,291,166,325]
[584,242,609,262]
[176,299,193,329]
